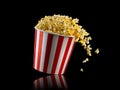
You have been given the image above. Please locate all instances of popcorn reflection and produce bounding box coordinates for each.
[33,75,68,89]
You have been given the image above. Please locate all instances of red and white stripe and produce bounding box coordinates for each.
[33,75,68,89]
[33,29,75,74]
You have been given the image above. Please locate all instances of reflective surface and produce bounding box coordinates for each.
[33,75,68,90]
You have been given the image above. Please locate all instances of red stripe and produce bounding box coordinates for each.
[58,37,73,74]
[33,30,37,67]
[51,36,64,74]
[43,76,48,89]
[58,75,65,88]
[37,31,43,71]
[43,34,53,72]
[51,75,57,88]
[63,42,75,74]
[37,79,40,90]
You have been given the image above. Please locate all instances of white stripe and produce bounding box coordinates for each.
[34,30,40,69]
[33,79,38,89]
[47,76,53,88]
[40,78,44,88]
[61,38,75,74]
[55,75,62,88]
[40,33,48,71]
[55,38,68,74]
[47,36,59,73]
[61,75,68,88]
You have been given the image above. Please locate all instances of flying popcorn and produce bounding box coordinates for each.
[95,48,99,54]
[80,68,84,72]
[82,58,89,63]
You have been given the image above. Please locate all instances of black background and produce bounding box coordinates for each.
[8,1,118,90]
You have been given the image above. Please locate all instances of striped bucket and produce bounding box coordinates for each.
[33,28,75,74]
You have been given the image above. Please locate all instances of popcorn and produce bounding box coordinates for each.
[35,14,93,56]
[82,58,89,63]
[80,68,83,72]
[95,48,99,54]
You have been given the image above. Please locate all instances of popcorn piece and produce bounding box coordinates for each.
[80,68,83,72]
[82,58,89,63]
[95,48,99,54]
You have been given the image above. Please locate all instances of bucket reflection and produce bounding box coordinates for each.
[33,75,68,90]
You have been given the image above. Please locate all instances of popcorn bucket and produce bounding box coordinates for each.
[33,28,75,74]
